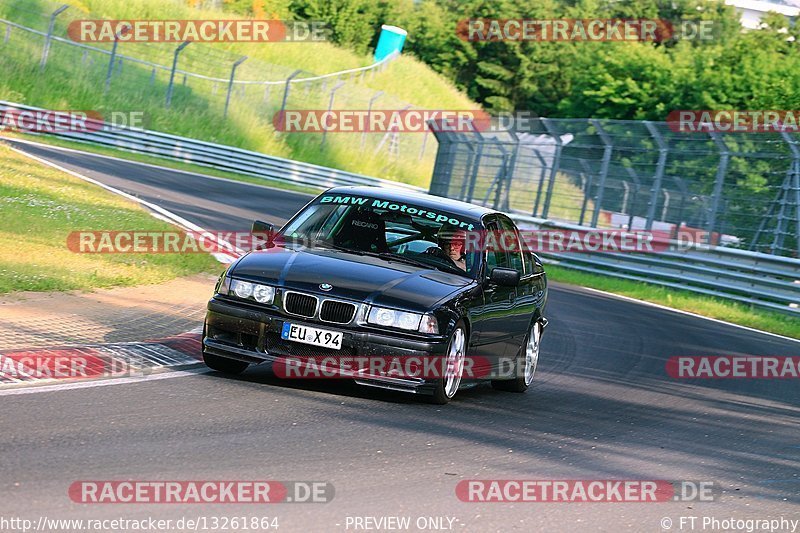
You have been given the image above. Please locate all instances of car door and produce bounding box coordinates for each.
[472,217,518,366]
[496,216,533,355]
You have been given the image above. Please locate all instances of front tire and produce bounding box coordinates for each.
[492,320,541,393]
[428,321,467,405]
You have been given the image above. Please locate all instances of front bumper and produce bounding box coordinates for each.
[204,297,449,394]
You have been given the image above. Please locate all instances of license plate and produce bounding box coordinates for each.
[281,322,343,350]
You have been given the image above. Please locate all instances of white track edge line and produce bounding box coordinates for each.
[0,368,208,396]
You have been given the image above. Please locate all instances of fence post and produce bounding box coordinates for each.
[224,56,248,119]
[577,159,594,225]
[589,119,612,227]
[707,132,730,246]
[624,167,641,231]
[40,4,69,71]
[540,118,563,219]
[277,70,302,128]
[104,37,120,93]
[771,175,792,253]
[661,189,671,221]
[500,132,520,212]
[781,132,800,256]
[165,41,191,108]
[465,132,485,203]
[532,151,549,217]
[644,121,668,230]
[321,81,345,147]
[419,128,430,161]
[361,91,383,148]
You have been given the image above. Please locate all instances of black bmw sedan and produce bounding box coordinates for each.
[203,186,548,404]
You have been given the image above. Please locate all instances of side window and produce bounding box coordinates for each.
[523,248,534,276]
[485,220,510,272]
[498,217,524,274]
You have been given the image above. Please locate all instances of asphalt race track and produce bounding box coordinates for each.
[2,140,799,532]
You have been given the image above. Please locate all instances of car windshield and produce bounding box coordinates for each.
[279,195,481,278]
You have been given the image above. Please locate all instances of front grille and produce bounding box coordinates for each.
[265,332,355,358]
[320,300,356,324]
[284,292,317,318]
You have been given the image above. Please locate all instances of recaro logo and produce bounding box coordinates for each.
[352,220,379,230]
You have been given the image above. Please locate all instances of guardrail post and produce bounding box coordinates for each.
[540,118,563,219]
[707,132,730,246]
[644,121,668,230]
[321,81,345,147]
[589,119,612,227]
[224,56,248,119]
[165,41,191,108]
[361,91,383,148]
[40,4,69,71]
[4,23,11,44]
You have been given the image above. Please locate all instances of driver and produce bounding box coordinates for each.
[427,223,467,271]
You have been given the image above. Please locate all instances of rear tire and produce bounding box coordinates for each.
[427,321,467,405]
[492,320,541,393]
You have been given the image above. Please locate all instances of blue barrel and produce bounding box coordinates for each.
[374,25,407,62]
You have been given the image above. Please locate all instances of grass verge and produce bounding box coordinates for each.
[0,0,474,187]
[546,264,800,339]
[0,143,220,293]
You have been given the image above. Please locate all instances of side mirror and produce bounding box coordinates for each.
[251,220,275,250]
[489,267,520,287]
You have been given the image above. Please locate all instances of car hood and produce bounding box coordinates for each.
[229,247,472,311]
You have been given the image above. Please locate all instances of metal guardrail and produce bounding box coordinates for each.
[512,215,800,316]
[0,100,424,192]
[2,100,797,315]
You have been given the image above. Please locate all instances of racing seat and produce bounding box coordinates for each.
[334,210,389,253]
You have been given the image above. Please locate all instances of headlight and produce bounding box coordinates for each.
[367,306,437,333]
[232,280,254,299]
[228,279,275,305]
[253,284,275,303]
